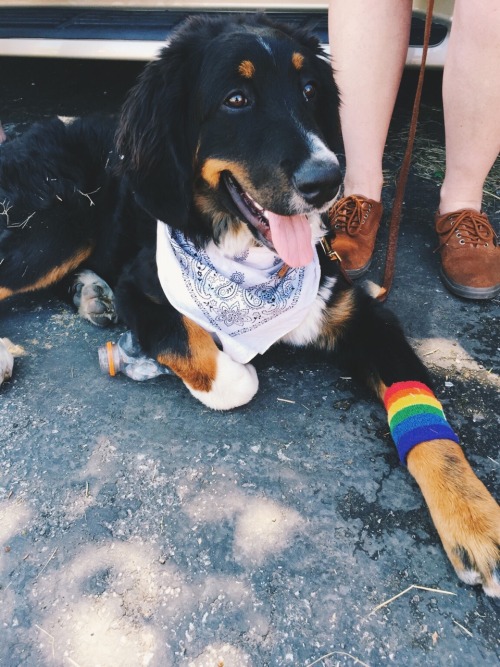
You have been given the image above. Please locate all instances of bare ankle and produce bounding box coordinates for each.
[439,183,482,215]
[343,175,383,203]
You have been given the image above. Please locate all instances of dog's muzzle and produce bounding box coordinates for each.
[292,156,343,209]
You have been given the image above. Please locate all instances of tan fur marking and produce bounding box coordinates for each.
[408,439,500,590]
[157,317,218,392]
[318,289,355,350]
[374,380,388,402]
[200,158,252,190]
[0,246,92,301]
[238,59,255,78]
[292,52,304,70]
[194,192,231,221]
[194,192,253,252]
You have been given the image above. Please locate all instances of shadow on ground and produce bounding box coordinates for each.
[0,62,499,667]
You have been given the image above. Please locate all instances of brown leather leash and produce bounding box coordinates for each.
[376,0,435,301]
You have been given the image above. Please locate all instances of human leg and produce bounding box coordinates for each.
[439,0,500,214]
[328,0,412,200]
[328,0,412,276]
[436,0,500,299]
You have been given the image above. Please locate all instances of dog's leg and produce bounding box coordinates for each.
[0,338,14,386]
[114,254,258,409]
[71,269,118,327]
[406,440,500,596]
[315,284,500,596]
[0,241,95,383]
[0,230,93,386]
[157,316,259,410]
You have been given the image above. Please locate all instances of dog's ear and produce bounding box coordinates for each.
[116,43,196,225]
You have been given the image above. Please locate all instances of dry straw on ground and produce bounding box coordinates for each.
[385,106,500,206]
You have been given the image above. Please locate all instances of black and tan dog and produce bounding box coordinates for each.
[0,14,498,595]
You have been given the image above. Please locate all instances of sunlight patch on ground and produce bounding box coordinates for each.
[35,541,180,666]
[233,497,304,566]
[414,337,499,385]
[183,479,304,566]
[0,499,31,575]
[186,642,253,667]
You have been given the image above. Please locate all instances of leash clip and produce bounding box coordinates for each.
[319,235,353,285]
[319,236,342,263]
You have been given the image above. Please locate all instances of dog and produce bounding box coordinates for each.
[0,14,498,596]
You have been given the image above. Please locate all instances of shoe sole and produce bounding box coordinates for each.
[345,258,372,279]
[440,268,500,300]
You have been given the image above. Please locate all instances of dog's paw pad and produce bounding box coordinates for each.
[0,338,15,386]
[72,270,118,327]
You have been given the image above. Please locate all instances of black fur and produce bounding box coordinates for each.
[0,13,426,393]
[3,14,500,600]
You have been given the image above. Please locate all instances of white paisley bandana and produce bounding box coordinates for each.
[156,221,321,364]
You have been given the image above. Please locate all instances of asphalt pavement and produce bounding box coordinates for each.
[0,57,499,667]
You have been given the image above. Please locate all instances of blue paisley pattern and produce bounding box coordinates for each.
[170,229,306,338]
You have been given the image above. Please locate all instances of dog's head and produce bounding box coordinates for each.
[117,14,342,267]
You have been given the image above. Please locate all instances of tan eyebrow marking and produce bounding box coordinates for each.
[238,60,255,78]
[292,52,304,70]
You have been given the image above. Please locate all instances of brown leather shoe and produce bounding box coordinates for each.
[435,209,500,300]
[329,194,383,277]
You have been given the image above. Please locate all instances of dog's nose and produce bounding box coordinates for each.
[293,158,343,208]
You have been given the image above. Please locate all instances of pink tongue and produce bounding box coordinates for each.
[266,212,313,267]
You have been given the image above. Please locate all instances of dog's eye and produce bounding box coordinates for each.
[224,92,249,109]
[303,82,317,101]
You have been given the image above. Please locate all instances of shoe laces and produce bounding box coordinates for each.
[329,195,372,236]
[437,210,498,249]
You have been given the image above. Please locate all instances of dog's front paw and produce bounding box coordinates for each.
[187,350,259,410]
[0,338,15,387]
[408,439,500,597]
[72,270,118,327]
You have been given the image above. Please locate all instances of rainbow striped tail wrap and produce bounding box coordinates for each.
[383,381,460,464]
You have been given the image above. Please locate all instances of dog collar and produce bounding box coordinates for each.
[156,221,321,364]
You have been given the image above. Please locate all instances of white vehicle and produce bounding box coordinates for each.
[0,0,453,65]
